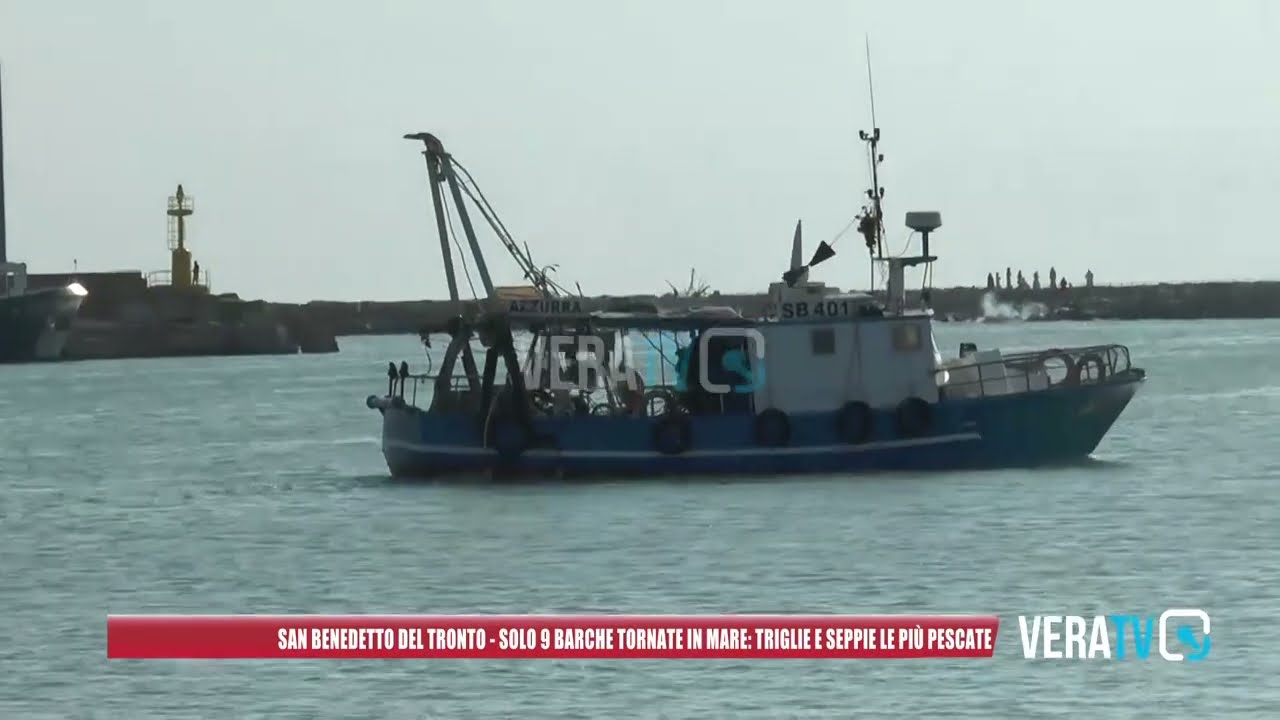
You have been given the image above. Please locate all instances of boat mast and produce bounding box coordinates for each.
[405,133,495,304]
[405,132,567,304]
[859,129,884,258]
[404,132,575,394]
[0,63,8,265]
[857,36,886,267]
[856,41,940,314]
[777,42,887,291]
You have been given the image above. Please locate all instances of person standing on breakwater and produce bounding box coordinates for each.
[986,273,995,290]
[1005,267,1012,289]
[1033,271,1040,290]
[1049,267,1057,289]
[193,261,201,286]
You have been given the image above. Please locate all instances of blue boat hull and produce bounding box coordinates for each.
[376,370,1145,478]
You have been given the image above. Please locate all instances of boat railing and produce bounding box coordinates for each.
[401,372,432,408]
[380,371,472,413]
[145,269,212,292]
[936,343,1133,399]
[389,371,756,419]
[409,372,600,416]
[421,374,486,415]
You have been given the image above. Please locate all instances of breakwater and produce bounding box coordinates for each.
[283,281,1280,339]
[28,272,339,361]
[32,277,1280,361]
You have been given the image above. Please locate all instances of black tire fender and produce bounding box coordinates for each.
[753,408,792,448]
[895,397,932,438]
[835,401,874,444]
[652,413,694,455]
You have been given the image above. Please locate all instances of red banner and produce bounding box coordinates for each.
[107,614,999,659]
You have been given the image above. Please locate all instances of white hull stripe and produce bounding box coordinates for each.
[384,432,983,460]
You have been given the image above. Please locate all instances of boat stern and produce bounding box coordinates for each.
[368,394,488,478]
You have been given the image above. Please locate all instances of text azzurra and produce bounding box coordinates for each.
[507,299,583,315]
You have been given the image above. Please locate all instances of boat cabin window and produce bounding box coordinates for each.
[681,331,754,415]
[892,323,923,353]
[810,328,836,355]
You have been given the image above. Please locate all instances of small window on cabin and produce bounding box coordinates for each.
[892,323,923,352]
[811,328,836,355]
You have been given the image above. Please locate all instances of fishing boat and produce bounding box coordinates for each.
[367,130,1145,478]
[0,262,87,363]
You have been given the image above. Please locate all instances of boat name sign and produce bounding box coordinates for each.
[507,299,584,315]
[779,299,864,320]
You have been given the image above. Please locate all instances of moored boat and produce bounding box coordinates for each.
[368,131,1144,478]
[0,263,86,363]
[0,68,86,363]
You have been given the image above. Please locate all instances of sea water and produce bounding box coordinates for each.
[1,320,1276,718]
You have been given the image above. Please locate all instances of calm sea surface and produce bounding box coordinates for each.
[1,320,1276,718]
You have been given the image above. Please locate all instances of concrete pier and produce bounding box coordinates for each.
[26,271,337,360]
[19,273,1280,362]
[288,281,1280,338]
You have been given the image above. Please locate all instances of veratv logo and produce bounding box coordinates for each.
[1018,609,1210,661]
[525,329,767,395]
[684,328,766,395]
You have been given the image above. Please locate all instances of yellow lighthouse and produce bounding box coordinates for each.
[166,184,198,288]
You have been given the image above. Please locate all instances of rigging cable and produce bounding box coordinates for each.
[639,329,680,370]
[456,175,569,296]
[895,231,917,258]
[452,158,573,297]
[441,188,479,300]
[449,157,540,283]
[865,34,878,131]
[453,160,521,256]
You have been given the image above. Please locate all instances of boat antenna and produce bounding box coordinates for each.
[0,62,7,265]
[856,35,886,288]
[865,35,878,132]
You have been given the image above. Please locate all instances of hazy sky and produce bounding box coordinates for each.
[2,0,1278,302]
